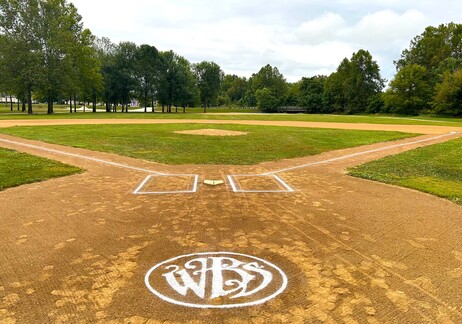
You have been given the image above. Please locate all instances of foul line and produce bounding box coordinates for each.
[262,132,459,175]
[0,137,166,175]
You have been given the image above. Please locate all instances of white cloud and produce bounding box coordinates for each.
[297,13,346,44]
[70,0,462,82]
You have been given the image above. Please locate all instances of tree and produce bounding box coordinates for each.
[0,0,42,114]
[298,76,327,113]
[134,44,159,112]
[433,69,462,116]
[220,74,248,106]
[37,0,88,114]
[95,37,117,112]
[255,87,279,112]
[250,64,287,109]
[112,42,138,112]
[194,61,223,112]
[383,64,432,115]
[325,50,384,113]
[173,56,198,112]
[396,23,462,81]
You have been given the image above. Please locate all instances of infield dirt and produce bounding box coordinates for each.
[0,120,461,322]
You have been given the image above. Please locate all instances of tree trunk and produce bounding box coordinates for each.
[106,101,110,112]
[151,96,155,113]
[175,105,178,113]
[74,94,77,113]
[183,105,186,113]
[92,95,96,113]
[17,99,20,111]
[9,95,13,111]
[27,88,33,115]
[47,92,53,114]
[162,104,165,113]
[22,98,26,112]
[69,96,73,113]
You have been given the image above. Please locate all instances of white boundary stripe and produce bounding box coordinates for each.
[133,174,199,195]
[227,174,295,193]
[0,137,165,175]
[262,132,460,175]
[0,137,202,195]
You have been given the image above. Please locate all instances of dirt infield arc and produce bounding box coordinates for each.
[0,120,462,323]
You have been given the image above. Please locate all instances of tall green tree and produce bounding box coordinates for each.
[134,44,159,112]
[433,69,462,116]
[37,0,87,114]
[383,64,432,115]
[325,50,384,113]
[250,64,287,102]
[298,75,327,113]
[0,0,42,114]
[193,61,223,112]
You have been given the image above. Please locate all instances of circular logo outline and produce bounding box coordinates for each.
[144,251,288,309]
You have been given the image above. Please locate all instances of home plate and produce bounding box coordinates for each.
[204,180,224,186]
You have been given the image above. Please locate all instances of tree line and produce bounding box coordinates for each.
[1,0,461,116]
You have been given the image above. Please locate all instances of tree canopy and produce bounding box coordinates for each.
[1,4,462,117]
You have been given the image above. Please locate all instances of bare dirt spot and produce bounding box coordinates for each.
[174,128,248,136]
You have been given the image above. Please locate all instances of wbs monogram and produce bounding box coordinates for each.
[145,252,288,308]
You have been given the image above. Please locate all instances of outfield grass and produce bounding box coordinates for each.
[349,138,462,204]
[0,124,414,165]
[0,107,461,127]
[0,147,82,191]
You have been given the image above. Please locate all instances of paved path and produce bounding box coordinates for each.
[0,121,461,323]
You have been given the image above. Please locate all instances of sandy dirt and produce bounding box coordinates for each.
[0,119,461,323]
[1,118,462,134]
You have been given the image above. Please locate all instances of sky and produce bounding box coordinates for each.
[70,0,462,82]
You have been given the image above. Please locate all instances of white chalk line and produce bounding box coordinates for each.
[227,174,295,193]
[0,137,201,195]
[0,137,165,174]
[262,132,459,176]
[134,174,199,195]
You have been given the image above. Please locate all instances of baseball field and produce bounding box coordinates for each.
[0,113,461,323]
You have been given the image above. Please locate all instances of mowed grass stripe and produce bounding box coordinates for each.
[349,137,462,204]
[0,124,414,165]
[0,148,82,191]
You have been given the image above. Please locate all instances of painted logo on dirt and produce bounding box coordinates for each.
[145,252,288,308]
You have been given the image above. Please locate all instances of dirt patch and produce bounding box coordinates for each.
[174,128,248,136]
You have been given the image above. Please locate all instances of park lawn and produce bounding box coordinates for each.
[0,109,461,127]
[0,147,82,191]
[0,124,415,165]
[349,138,462,204]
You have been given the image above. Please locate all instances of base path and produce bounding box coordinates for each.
[1,118,462,134]
[0,120,461,323]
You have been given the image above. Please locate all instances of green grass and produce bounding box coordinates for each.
[0,147,82,191]
[0,106,461,127]
[349,138,462,204]
[0,124,414,165]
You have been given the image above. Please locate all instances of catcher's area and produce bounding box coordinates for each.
[0,119,461,323]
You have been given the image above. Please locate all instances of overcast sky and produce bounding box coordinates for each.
[71,0,462,82]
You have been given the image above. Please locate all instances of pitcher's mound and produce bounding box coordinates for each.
[174,129,247,136]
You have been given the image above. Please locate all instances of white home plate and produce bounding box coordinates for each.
[145,252,288,308]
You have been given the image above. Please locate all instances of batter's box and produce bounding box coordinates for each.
[227,174,295,193]
[134,174,199,195]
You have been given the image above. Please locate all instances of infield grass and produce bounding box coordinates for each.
[0,147,82,191]
[349,138,462,204]
[0,124,414,165]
